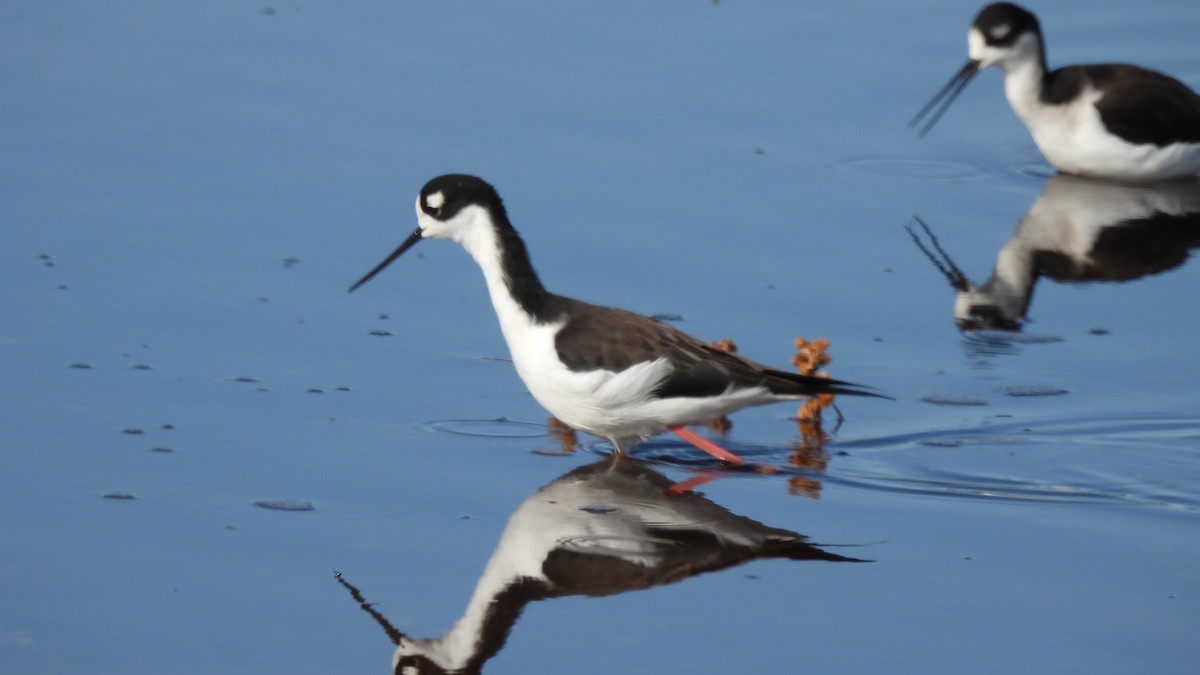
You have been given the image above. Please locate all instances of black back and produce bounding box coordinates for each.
[1049,65,1200,146]
[970,5,1200,147]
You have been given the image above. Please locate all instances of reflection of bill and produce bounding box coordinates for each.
[910,176,1200,331]
[341,458,866,674]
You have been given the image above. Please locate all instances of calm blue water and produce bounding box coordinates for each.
[3,1,1198,673]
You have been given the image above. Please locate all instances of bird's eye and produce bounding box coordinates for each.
[425,190,446,218]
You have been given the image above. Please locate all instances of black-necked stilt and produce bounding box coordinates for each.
[349,174,883,464]
[339,458,864,674]
[908,176,1200,331]
[911,2,1200,181]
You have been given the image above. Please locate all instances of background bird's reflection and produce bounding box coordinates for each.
[341,457,866,674]
[910,175,1200,331]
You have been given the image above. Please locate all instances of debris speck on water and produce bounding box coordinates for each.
[255,499,315,512]
[102,491,136,500]
[920,395,988,406]
[1004,385,1069,397]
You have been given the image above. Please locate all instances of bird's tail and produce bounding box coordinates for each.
[761,368,891,400]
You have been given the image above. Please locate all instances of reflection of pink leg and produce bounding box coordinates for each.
[664,472,721,496]
[668,425,745,464]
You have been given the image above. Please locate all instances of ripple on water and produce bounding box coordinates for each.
[423,417,1199,512]
[962,330,1066,358]
[424,420,783,468]
[815,152,1058,188]
[966,330,1065,346]
[828,414,1200,511]
[1008,159,1057,181]
[817,155,992,182]
[627,437,779,468]
[424,418,550,439]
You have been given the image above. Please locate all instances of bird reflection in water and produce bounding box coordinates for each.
[909,175,1200,331]
[339,458,866,674]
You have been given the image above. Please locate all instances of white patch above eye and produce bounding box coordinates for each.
[425,190,445,210]
[990,23,1010,40]
[967,28,986,58]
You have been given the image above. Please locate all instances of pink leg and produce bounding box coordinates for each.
[668,425,745,464]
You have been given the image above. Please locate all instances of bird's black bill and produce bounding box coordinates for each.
[348,227,424,292]
[910,59,980,137]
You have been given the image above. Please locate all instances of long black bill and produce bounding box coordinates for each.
[347,227,424,293]
[910,59,981,137]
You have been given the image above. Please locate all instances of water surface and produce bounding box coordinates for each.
[2,1,1198,673]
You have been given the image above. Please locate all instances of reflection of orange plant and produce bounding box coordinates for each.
[785,337,839,498]
[705,339,737,432]
[792,419,829,468]
[788,475,822,499]
[787,418,828,499]
[538,417,578,455]
[792,337,835,422]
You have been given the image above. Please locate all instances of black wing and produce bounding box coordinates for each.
[1051,64,1200,146]
[554,302,880,400]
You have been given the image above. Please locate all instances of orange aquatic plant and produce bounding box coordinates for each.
[791,337,835,422]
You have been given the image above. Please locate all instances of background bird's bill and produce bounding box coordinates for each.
[911,60,981,137]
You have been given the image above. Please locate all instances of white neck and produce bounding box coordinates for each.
[449,210,545,349]
[401,559,524,671]
[1001,55,1047,126]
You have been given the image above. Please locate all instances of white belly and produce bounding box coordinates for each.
[1021,90,1200,181]
[504,320,776,443]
